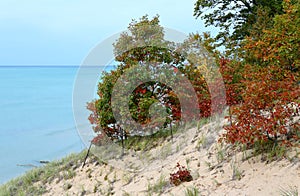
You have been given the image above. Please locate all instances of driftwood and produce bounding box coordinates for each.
[17,160,49,168]
[39,160,50,164]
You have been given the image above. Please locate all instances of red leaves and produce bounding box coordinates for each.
[91,134,106,145]
[174,67,179,74]
[221,65,299,147]
[219,58,243,106]
[169,163,193,186]
[135,87,147,94]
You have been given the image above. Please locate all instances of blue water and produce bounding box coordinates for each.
[0,66,88,184]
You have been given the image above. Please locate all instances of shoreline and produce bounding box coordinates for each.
[1,118,299,195]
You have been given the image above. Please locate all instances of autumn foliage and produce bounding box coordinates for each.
[88,0,299,151]
[221,0,300,147]
[87,17,226,143]
[169,163,193,186]
[222,65,299,146]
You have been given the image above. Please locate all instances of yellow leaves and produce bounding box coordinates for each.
[196,63,208,73]
[195,58,208,73]
[168,91,177,97]
[193,63,208,80]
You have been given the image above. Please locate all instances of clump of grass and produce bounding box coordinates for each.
[196,134,207,150]
[279,185,298,196]
[205,161,213,171]
[0,150,88,195]
[161,143,173,159]
[231,160,243,180]
[63,183,72,191]
[197,117,210,131]
[93,180,102,193]
[216,145,225,163]
[62,169,76,180]
[122,172,134,186]
[122,191,131,196]
[185,186,200,196]
[147,175,169,195]
[250,140,289,162]
[184,120,199,130]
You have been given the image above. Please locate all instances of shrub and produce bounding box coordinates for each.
[221,65,299,147]
[169,163,193,186]
[221,0,300,148]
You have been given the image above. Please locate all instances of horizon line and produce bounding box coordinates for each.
[0,65,118,68]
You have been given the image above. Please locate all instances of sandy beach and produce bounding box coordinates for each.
[34,118,300,195]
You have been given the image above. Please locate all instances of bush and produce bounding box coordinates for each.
[169,163,193,186]
[221,0,300,148]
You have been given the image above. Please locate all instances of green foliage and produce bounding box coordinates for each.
[113,15,169,59]
[88,15,182,141]
[89,0,299,159]
[244,0,300,73]
[194,0,284,46]
[88,16,223,144]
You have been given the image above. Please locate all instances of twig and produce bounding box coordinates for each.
[82,142,92,168]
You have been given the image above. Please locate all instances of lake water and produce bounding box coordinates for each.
[0,66,97,184]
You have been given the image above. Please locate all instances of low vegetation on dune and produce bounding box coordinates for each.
[0,151,88,195]
[0,117,299,195]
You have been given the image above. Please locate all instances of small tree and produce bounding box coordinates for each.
[88,16,226,144]
[88,16,187,142]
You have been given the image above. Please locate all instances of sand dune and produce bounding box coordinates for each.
[37,118,300,195]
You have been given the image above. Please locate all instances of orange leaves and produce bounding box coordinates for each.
[222,64,299,147]
[220,0,300,149]
[135,87,147,95]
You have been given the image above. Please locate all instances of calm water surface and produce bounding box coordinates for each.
[0,66,88,184]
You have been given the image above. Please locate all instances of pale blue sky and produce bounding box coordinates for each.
[0,0,217,65]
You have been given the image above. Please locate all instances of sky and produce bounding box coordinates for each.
[0,0,218,66]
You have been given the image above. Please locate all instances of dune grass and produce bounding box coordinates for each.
[121,119,205,152]
[0,150,87,196]
[279,185,298,196]
[123,127,176,152]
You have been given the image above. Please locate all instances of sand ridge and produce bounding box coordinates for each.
[37,118,300,195]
